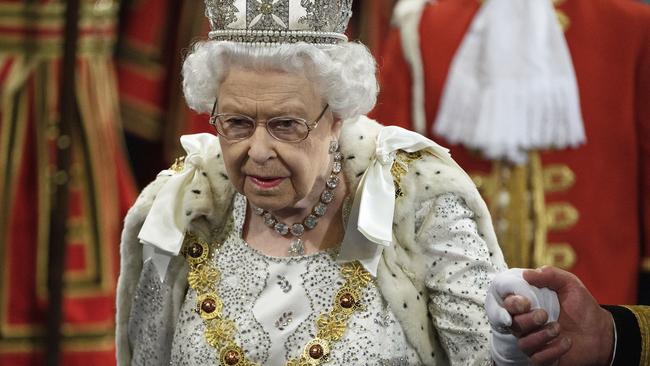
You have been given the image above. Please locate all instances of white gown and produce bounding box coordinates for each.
[128,192,496,365]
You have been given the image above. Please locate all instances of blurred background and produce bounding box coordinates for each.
[0,0,648,364]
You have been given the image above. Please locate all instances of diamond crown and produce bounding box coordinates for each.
[204,0,353,45]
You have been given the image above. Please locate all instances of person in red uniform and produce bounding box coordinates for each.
[0,0,137,364]
[373,0,650,305]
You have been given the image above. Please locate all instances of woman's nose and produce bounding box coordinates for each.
[247,124,277,164]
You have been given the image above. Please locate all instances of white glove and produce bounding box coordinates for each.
[486,268,560,365]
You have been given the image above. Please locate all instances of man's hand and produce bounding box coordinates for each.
[504,266,615,365]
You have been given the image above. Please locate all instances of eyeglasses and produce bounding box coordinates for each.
[208,99,330,143]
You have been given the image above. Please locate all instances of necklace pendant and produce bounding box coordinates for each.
[288,238,305,256]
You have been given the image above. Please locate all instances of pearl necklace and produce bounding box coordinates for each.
[252,146,343,256]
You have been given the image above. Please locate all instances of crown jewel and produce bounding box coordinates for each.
[204,0,353,45]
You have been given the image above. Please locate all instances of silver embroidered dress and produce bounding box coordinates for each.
[128,190,497,365]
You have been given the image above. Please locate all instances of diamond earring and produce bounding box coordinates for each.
[329,140,339,154]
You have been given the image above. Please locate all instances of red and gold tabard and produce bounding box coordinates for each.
[0,0,136,364]
[373,0,650,304]
[117,0,213,185]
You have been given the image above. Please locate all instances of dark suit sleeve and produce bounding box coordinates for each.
[601,305,649,366]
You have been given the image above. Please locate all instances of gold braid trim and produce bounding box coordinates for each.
[390,150,431,198]
[170,156,186,173]
[623,305,650,366]
[183,231,373,365]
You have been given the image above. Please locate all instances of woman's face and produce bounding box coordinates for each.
[217,66,341,214]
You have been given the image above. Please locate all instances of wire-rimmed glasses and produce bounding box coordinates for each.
[208,99,329,143]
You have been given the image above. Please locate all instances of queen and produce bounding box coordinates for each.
[115,1,507,365]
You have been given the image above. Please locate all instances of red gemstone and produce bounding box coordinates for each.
[189,243,204,258]
[224,350,240,365]
[339,293,355,309]
[309,344,324,359]
[201,298,217,313]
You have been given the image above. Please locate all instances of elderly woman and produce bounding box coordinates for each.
[116,1,507,365]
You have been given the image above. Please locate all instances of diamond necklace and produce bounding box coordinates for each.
[252,146,343,256]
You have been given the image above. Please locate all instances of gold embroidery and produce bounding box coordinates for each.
[543,243,576,270]
[316,314,346,341]
[542,164,576,193]
[545,203,579,231]
[474,153,578,270]
[623,305,650,366]
[553,0,570,31]
[486,161,534,269]
[184,231,372,365]
[188,265,220,293]
[205,319,236,348]
[170,156,186,173]
[555,10,570,31]
[390,150,428,198]
[530,153,551,268]
[340,261,372,287]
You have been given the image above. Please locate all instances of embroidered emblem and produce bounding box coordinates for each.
[276,275,292,293]
[374,308,392,328]
[274,311,294,330]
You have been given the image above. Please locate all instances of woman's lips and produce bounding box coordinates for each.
[248,175,285,189]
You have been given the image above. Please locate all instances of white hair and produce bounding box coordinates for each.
[182,41,378,120]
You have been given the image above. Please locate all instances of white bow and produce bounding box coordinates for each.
[138,133,221,280]
[338,126,467,276]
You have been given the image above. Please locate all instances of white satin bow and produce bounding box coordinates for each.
[338,126,467,276]
[138,133,221,280]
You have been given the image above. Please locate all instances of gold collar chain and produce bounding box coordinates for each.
[183,231,373,366]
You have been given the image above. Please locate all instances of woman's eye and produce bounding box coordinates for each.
[271,119,300,129]
[225,117,252,128]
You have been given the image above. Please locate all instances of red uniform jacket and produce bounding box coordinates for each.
[373,0,650,304]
